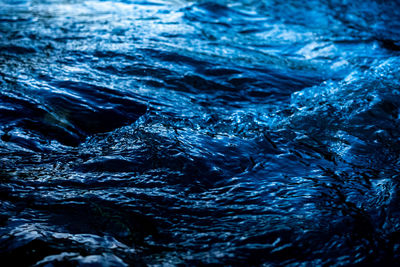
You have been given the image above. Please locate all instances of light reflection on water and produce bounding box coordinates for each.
[0,0,400,265]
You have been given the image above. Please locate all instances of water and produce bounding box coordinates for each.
[1,0,400,265]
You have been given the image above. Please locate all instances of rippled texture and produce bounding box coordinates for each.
[1,0,400,265]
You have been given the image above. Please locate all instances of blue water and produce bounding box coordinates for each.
[1,0,400,265]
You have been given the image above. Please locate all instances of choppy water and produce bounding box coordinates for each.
[1,0,400,265]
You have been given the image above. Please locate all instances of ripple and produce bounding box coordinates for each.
[1,0,400,265]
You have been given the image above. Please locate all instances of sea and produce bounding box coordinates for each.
[1,0,400,265]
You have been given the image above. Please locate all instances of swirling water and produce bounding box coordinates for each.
[1,0,400,265]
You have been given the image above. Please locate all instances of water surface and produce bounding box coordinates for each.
[1,0,400,265]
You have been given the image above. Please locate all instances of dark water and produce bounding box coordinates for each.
[1,0,400,265]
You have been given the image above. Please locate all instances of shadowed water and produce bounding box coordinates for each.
[1,0,400,265]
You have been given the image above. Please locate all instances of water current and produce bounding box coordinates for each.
[1,0,400,265]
